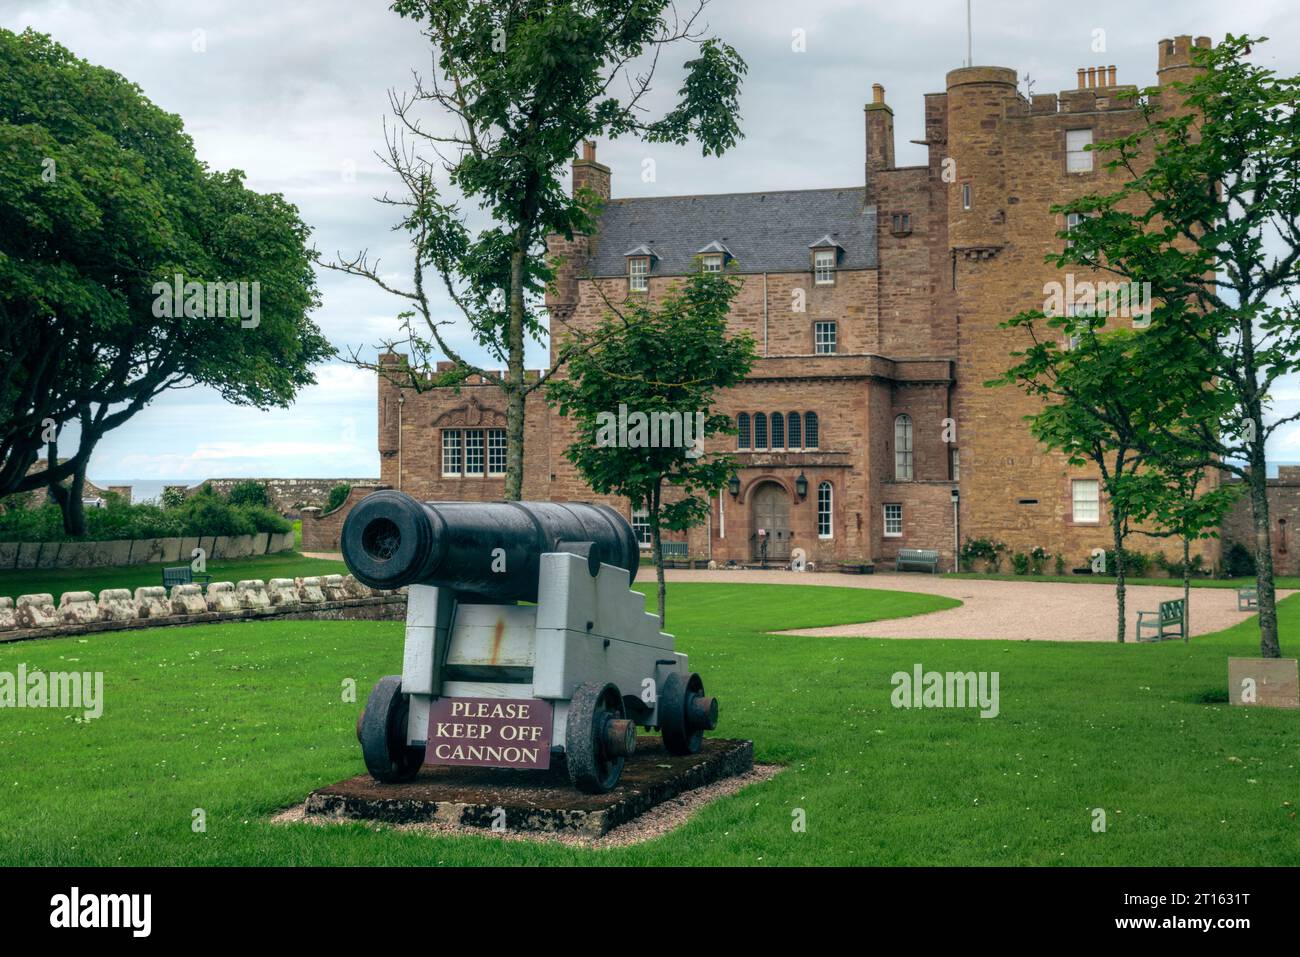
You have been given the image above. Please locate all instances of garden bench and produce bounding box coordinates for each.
[162,565,211,588]
[1137,598,1185,642]
[895,548,940,574]
[1237,587,1258,611]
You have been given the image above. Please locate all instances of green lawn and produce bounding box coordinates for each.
[944,571,1300,589]
[0,581,1296,866]
[0,552,348,603]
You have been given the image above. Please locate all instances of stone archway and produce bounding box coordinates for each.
[751,482,792,562]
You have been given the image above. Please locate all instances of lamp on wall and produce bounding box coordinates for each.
[728,473,741,497]
[795,472,809,500]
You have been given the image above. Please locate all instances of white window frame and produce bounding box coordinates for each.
[813,249,836,285]
[961,183,972,210]
[628,256,650,291]
[487,428,507,476]
[817,482,833,539]
[894,414,914,481]
[814,320,838,355]
[441,429,462,477]
[631,507,651,549]
[701,254,723,273]
[884,503,903,538]
[1066,128,1094,173]
[950,448,960,482]
[1072,479,1100,524]
[464,429,485,476]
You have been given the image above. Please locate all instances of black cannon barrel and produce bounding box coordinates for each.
[341,491,640,601]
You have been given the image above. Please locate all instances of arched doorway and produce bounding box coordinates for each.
[751,482,792,562]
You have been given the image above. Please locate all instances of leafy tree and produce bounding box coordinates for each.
[326,483,352,512]
[1046,34,1299,658]
[0,29,333,535]
[548,268,754,625]
[227,480,271,509]
[323,0,746,500]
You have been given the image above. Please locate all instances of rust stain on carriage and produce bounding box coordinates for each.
[489,617,505,665]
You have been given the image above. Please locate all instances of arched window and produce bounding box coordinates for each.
[737,413,751,450]
[754,413,768,450]
[817,482,833,538]
[770,412,785,450]
[787,412,802,450]
[804,412,819,449]
[894,414,914,481]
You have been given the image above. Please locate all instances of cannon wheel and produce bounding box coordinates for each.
[659,671,715,756]
[357,675,423,783]
[566,682,629,794]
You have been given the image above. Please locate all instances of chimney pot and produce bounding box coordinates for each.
[1107,65,1117,86]
[1086,66,1096,88]
[1076,67,1086,88]
[582,140,595,162]
[872,83,885,104]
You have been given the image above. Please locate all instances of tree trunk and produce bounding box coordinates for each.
[1111,516,1126,643]
[1182,534,1190,643]
[1248,463,1281,658]
[48,465,87,537]
[503,249,527,501]
[650,482,666,627]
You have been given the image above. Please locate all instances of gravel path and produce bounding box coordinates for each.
[663,569,1284,642]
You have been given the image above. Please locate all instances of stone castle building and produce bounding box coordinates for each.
[363,35,1231,572]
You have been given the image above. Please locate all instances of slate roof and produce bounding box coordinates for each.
[584,187,878,277]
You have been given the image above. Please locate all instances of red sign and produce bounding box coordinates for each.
[425,696,553,769]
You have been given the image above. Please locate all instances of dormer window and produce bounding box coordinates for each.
[808,234,842,286]
[696,240,731,274]
[624,244,656,292]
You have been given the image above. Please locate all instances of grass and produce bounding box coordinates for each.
[0,552,348,603]
[0,580,1296,866]
[944,571,1300,589]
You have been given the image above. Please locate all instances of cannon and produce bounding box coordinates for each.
[343,491,719,793]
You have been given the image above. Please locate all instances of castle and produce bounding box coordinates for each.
[360,35,1230,572]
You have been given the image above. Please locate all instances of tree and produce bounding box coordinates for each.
[547,267,754,625]
[322,0,746,500]
[0,29,332,534]
[1049,34,1300,658]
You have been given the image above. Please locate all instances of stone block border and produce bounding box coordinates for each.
[0,574,406,643]
[0,531,295,570]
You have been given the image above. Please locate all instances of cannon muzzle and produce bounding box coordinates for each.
[341,491,640,602]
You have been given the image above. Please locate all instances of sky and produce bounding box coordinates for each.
[4,0,1300,486]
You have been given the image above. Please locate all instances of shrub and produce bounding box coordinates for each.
[325,484,351,513]
[1010,552,1030,575]
[160,486,188,510]
[1053,553,1066,576]
[1102,548,1153,578]
[959,537,1006,573]
[227,480,271,509]
[1223,542,1256,578]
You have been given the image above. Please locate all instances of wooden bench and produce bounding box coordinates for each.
[1237,587,1258,611]
[162,565,211,588]
[895,548,940,574]
[1137,598,1185,641]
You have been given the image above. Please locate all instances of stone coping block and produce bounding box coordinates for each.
[236,580,272,609]
[170,583,208,616]
[59,591,99,624]
[205,581,240,613]
[0,597,14,631]
[296,576,326,604]
[134,586,171,619]
[266,578,299,606]
[16,594,57,629]
[98,588,136,622]
[304,737,754,838]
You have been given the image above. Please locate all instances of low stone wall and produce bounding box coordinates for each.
[301,485,389,553]
[173,478,380,517]
[0,531,295,570]
[0,574,406,643]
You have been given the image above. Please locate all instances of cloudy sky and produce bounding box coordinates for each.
[5,0,1300,488]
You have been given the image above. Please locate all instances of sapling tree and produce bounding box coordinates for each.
[1047,34,1300,658]
[322,0,747,500]
[547,268,754,625]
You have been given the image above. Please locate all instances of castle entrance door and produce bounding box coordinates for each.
[751,482,791,563]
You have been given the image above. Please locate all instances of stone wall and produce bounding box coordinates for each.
[0,574,405,644]
[0,531,295,570]
[301,485,389,552]
[170,478,379,517]
[1220,469,1300,576]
